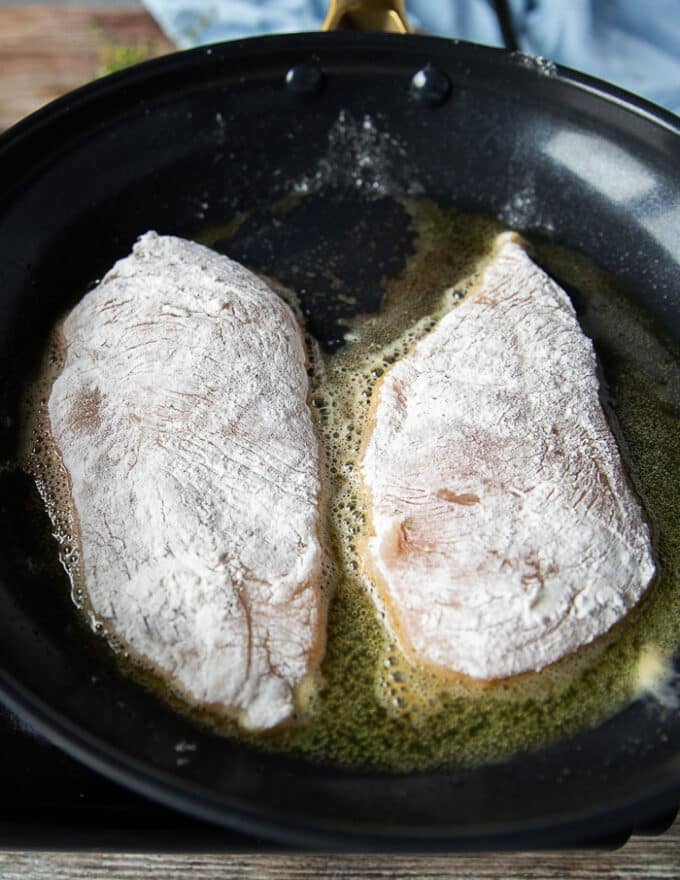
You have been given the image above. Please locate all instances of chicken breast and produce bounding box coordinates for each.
[360,233,655,681]
[48,232,324,730]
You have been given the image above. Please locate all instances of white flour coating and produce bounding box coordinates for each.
[361,233,655,681]
[292,110,422,197]
[48,232,324,730]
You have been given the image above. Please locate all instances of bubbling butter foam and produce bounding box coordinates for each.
[18,198,680,770]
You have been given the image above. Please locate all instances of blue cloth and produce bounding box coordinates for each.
[141,0,680,115]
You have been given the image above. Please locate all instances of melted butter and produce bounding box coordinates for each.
[18,198,680,771]
[18,334,89,612]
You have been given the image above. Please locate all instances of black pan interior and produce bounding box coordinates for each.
[0,33,679,848]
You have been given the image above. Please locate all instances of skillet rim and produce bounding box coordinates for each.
[0,31,678,157]
[1,672,678,850]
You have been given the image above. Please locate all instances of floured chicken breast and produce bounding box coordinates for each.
[360,233,655,682]
[49,232,324,730]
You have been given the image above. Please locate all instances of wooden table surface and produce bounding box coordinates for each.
[0,823,679,880]
[0,6,679,877]
[0,4,172,131]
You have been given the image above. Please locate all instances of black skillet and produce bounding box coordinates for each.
[0,0,679,851]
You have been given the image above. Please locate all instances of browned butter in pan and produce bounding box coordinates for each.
[21,197,680,771]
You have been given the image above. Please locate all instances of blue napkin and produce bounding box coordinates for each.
[140,0,680,115]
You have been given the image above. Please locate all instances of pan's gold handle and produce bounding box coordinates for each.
[322,0,412,33]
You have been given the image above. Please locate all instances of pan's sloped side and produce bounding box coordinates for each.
[0,33,678,848]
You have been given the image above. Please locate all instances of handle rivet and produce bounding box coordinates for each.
[285,62,325,98]
[410,64,451,106]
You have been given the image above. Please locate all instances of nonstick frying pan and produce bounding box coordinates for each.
[0,1,679,851]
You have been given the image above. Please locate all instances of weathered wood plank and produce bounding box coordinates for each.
[0,817,678,880]
[0,5,172,130]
